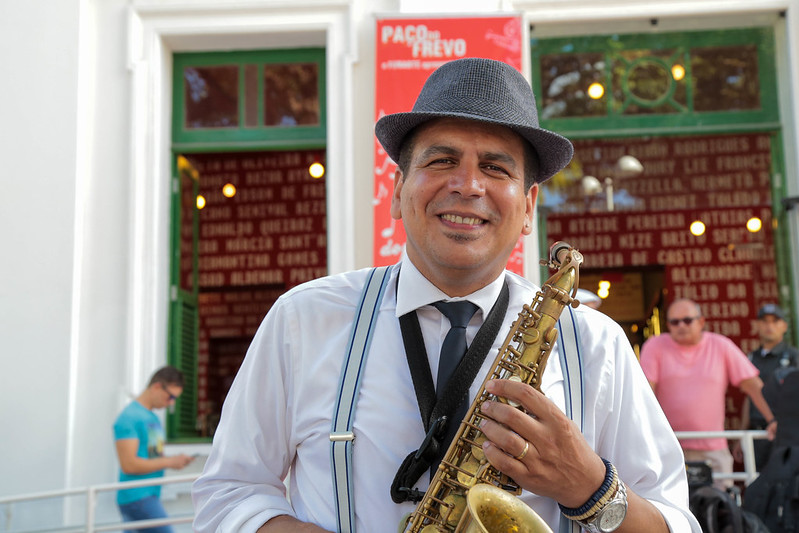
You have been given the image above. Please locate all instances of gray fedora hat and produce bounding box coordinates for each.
[375,57,573,183]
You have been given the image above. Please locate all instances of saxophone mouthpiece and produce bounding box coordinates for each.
[549,241,573,266]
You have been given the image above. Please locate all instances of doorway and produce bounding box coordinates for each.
[175,149,327,438]
[580,267,666,356]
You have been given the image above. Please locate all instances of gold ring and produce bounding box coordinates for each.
[514,441,529,461]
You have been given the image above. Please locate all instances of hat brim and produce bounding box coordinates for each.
[375,111,574,183]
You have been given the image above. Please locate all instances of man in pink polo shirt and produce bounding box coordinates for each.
[640,298,777,489]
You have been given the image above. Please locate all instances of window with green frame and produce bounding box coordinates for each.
[530,27,779,138]
[168,48,326,441]
[172,48,326,150]
[531,26,794,334]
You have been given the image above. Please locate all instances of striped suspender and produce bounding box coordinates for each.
[330,266,391,533]
[556,305,585,533]
[330,272,583,533]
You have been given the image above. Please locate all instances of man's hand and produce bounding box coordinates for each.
[767,420,778,440]
[478,378,606,508]
[167,454,195,470]
[116,439,196,474]
[477,379,670,533]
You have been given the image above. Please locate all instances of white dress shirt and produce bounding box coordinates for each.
[192,255,700,532]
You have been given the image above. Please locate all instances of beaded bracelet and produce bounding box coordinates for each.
[558,458,617,519]
[571,473,619,521]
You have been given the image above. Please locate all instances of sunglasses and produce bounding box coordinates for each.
[161,383,178,402]
[668,316,699,327]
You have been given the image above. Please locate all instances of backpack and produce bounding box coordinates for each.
[743,445,799,532]
[690,485,770,533]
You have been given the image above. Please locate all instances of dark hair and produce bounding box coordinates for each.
[148,365,184,388]
[395,121,540,192]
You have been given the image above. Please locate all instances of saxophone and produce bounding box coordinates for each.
[403,241,583,533]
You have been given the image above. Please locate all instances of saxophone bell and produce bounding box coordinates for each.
[459,484,553,533]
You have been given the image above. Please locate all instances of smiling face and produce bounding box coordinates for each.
[390,118,537,296]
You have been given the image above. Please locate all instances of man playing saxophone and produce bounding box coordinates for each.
[193,58,700,533]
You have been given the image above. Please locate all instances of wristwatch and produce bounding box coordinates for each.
[576,480,628,533]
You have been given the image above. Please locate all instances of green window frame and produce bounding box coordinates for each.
[532,26,795,334]
[172,48,327,151]
[167,155,201,441]
[530,27,779,138]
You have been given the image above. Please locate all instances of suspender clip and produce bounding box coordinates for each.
[330,431,355,442]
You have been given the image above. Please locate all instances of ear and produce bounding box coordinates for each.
[389,168,404,220]
[521,183,539,235]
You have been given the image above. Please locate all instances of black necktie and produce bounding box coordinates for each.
[432,301,479,400]
[431,300,478,476]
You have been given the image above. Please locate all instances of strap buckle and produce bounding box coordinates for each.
[414,416,448,461]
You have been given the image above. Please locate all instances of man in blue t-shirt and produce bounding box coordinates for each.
[113,366,194,532]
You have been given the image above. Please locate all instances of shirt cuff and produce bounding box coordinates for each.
[217,495,296,533]
[651,499,700,533]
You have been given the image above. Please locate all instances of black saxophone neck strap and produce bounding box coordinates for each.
[391,279,510,503]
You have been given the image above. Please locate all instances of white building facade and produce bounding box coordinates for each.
[2,0,798,529]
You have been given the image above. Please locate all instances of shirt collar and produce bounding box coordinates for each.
[394,251,506,319]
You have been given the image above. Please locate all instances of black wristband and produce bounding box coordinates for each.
[559,458,615,518]
[767,418,777,425]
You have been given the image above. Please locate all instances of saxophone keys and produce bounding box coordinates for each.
[519,328,540,344]
[441,493,467,527]
[470,434,486,461]
[457,456,481,486]
[506,375,523,408]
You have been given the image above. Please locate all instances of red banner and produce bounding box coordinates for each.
[373,16,525,273]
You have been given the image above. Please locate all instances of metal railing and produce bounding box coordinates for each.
[0,429,771,532]
[0,474,197,533]
[675,429,769,485]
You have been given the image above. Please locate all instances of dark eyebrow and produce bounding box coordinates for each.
[416,144,461,161]
[481,151,520,172]
[416,145,520,172]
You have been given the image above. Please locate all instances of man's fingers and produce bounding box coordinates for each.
[482,440,527,477]
[485,378,542,412]
[479,415,535,460]
[480,398,537,438]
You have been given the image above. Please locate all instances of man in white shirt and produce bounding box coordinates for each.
[192,58,699,533]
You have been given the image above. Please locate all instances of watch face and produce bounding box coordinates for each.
[598,502,627,532]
